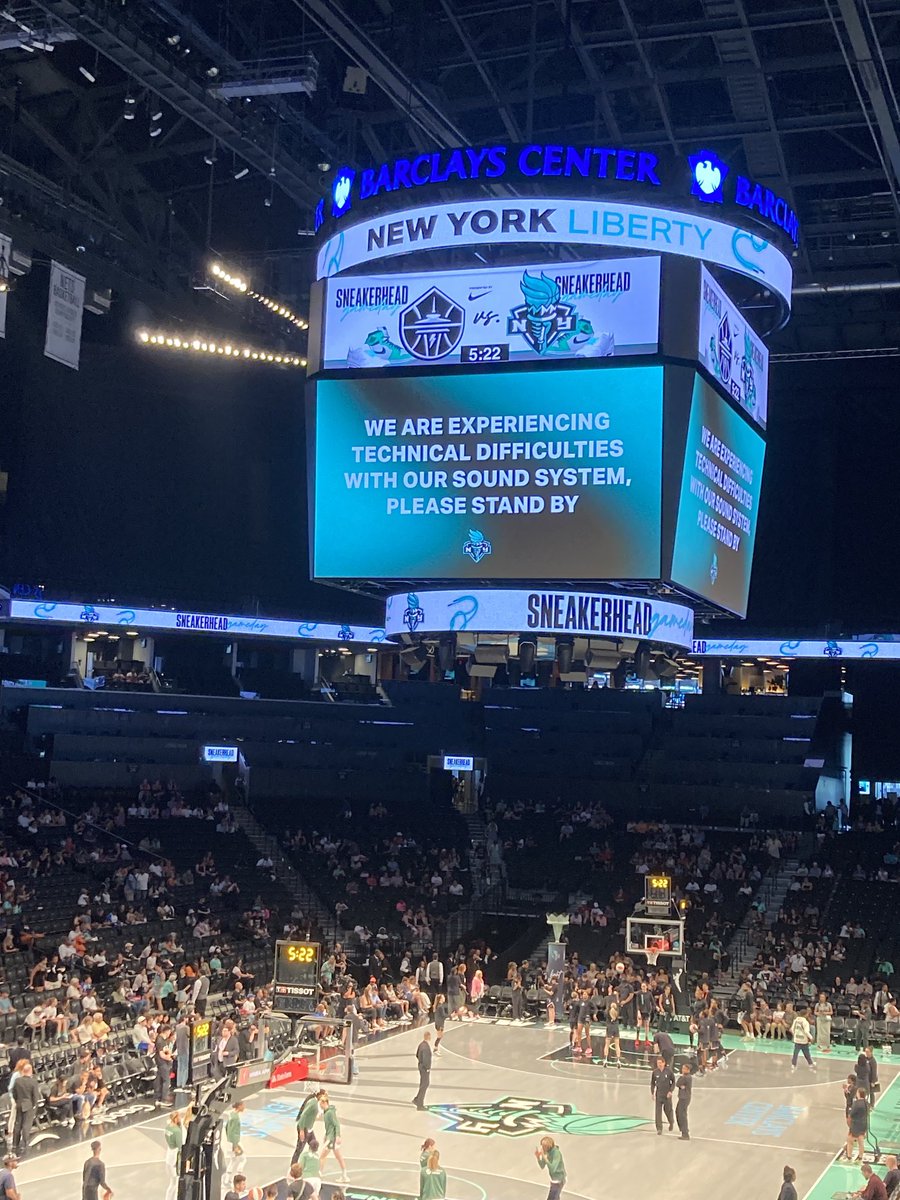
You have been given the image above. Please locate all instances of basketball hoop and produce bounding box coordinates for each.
[646,950,660,969]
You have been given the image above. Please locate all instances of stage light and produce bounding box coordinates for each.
[150,124,162,138]
[79,65,95,82]
[233,167,249,180]
[136,329,304,366]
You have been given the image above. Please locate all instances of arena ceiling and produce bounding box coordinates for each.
[0,0,898,355]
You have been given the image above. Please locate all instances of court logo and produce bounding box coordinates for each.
[428,1095,649,1137]
[463,529,492,564]
[507,271,574,355]
[400,287,465,360]
[402,593,426,633]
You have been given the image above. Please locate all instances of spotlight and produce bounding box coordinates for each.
[203,151,217,166]
[166,33,180,46]
[206,65,219,78]
[79,65,95,82]
[233,167,249,180]
[151,110,162,121]
[317,160,331,172]
[149,124,162,137]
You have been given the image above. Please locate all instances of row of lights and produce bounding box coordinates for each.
[210,260,308,330]
[137,330,305,366]
[248,290,308,330]
[210,262,247,292]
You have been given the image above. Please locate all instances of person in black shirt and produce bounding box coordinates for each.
[602,1002,621,1068]
[777,1165,798,1200]
[864,1047,880,1107]
[636,983,655,1048]
[412,1031,432,1110]
[82,1141,113,1200]
[654,1032,675,1068]
[650,1057,675,1134]
[223,1173,248,1200]
[846,1088,869,1163]
[433,995,448,1054]
[575,992,594,1058]
[675,1064,693,1140]
[11,1062,40,1157]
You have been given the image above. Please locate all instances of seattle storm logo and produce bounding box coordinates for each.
[717,313,733,383]
[463,529,492,564]
[508,271,575,355]
[400,287,465,360]
[402,593,425,633]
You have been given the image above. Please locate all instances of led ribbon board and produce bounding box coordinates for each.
[315,197,793,313]
[322,256,660,370]
[384,588,694,651]
[690,638,900,659]
[6,599,386,646]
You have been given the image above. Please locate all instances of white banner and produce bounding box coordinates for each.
[322,256,659,369]
[384,588,694,650]
[698,266,769,428]
[0,234,10,339]
[44,260,85,370]
[316,196,793,311]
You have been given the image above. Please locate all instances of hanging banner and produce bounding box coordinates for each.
[44,260,85,370]
[322,256,660,369]
[0,234,10,339]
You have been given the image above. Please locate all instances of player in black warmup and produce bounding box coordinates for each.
[675,1064,693,1140]
[651,1057,676,1134]
[603,1002,622,1068]
[636,983,655,1048]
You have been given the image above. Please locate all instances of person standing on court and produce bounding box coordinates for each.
[815,993,834,1053]
[653,1031,675,1068]
[881,1154,900,1196]
[790,1009,816,1072]
[292,1091,321,1164]
[419,1148,447,1200]
[11,1061,40,1157]
[432,995,448,1055]
[777,1165,798,1200]
[847,1088,869,1163]
[82,1140,113,1200]
[534,1136,566,1200]
[651,1056,675,1134]
[413,1030,433,1110]
[675,1063,692,1140]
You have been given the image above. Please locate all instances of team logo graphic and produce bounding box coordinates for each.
[507,271,575,355]
[80,605,100,623]
[824,640,843,658]
[710,553,719,586]
[428,1095,649,1138]
[402,593,425,633]
[399,288,465,360]
[717,313,733,383]
[740,330,758,412]
[463,529,492,564]
[337,624,354,641]
[688,150,729,203]
[331,168,355,219]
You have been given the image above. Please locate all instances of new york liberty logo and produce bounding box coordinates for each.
[463,529,492,564]
[508,271,574,355]
[429,1095,649,1138]
[402,593,425,633]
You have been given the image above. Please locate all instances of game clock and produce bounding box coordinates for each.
[645,875,672,910]
[460,343,509,363]
[273,940,321,1015]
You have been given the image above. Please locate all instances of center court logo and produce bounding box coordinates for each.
[428,1095,649,1137]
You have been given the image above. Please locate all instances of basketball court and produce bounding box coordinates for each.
[12,1021,900,1200]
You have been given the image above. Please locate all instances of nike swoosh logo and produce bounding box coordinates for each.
[468,287,491,300]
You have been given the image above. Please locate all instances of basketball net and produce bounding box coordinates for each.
[646,950,660,968]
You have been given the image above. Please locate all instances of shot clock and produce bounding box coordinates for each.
[644,875,672,912]
[188,1017,213,1083]
[272,940,321,1015]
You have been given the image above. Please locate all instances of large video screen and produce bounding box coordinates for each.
[670,375,766,616]
[697,266,769,429]
[321,256,659,370]
[312,367,663,580]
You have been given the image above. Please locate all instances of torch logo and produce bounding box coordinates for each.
[507,271,575,355]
